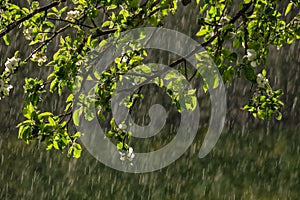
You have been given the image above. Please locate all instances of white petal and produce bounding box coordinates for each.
[32,53,37,59]
[250,61,257,67]
[120,156,126,161]
[128,147,133,154]
[130,153,135,159]
[5,60,12,68]
[247,49,257,61]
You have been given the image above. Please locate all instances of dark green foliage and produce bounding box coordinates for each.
[1,0,299,157]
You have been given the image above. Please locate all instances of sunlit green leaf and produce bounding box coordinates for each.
[276,112,282,120]
[3,34,11,46]
[285,2,293,16]
[73,143,82,158]
[73,107,83,126]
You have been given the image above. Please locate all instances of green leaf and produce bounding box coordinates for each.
[190,96,197,110]
[129,0,139,8]
[18,125,29,139]
[84,105,95,121]
[29,40,39,46]
[66,94,73,103]
[139,65,151,74]
[23,103,34,119]
[14,51,19,58]
[106,130,114,138]
[203,82,208,93]
[188,89,196,95]
[87,8,98,18]
[278,100,284,106]
[31,1,40,9]
[244,66,256,82]
[53,140,59,149]
[259,95,266,102]
[196,29,207,37]
[228,53,237,62]
[39,112,53,118]
[164,71,178,80]
[59,6,68,15]
[257,110,265,120]
[46,144,53,150]
[117,142,124,150]
[233,38,242,49]
[107,4,117,10]
[52,7,58,13]
[243,105,252,111]
[3,34,11,46]
[72,132,81,139]
[23,107,31,119]
[212,75,220,88]
[99,39,107,47]
[73,143,82,158]
[274,89,283,96]
[102,21,111,27]
[48,116,56,126]
[73,107,83,126]
[47,12,57,18]
[276,112,282,120]
[64,103,72,112]
[43,21,55,29]
[50,79,58,92]
[262,69,267,76]
[285,2,293,16]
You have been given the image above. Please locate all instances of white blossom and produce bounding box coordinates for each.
[118,123,127,129]
[66,10,80,20]
[127,147,135,161]
[0,79,13,97]
[32,52,47,64]
[5,57,20,74]
[75,60,84,66]
[6,84,13,93]
[257,73,268,87]
[23,27,34,40]
[247,49,257,61]
[250,61,258,68]
[121,56,128,63]
[119,147,135,162]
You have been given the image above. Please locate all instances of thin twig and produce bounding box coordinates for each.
[47,17,94,29]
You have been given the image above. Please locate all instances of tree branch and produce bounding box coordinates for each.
[0,0,65,38]
[169,2,253,68]
[47,17,94,29]
[91,28,118,38]
[24,24,70,63]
